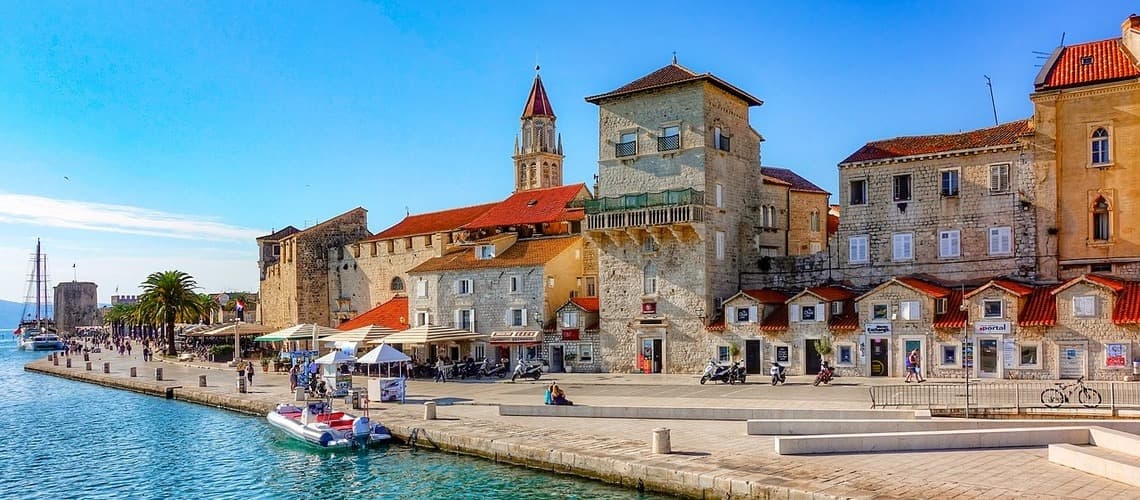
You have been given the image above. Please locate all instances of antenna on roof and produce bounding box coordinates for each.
[405,206,410,217]
[984,75,998,126]
[1059,32,1066,47]
[672,51,677,65]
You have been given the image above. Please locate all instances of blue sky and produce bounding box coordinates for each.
[0,1,1134,303]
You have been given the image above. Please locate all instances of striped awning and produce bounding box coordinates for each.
[488,331,542,344]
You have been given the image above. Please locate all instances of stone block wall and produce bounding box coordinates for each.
[1051,282,1139,381]
[787,191,829,256]
[409,263,546,333]
[53,281,99,334]
[328,232,453,325]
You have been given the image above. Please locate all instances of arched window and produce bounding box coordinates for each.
[643,261,658,294]
[518,164,526,186]
[1093,197,1110,241]
[1091,128,1110,165]
[390,276,405,292]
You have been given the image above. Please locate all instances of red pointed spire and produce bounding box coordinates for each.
[522,67,555,119]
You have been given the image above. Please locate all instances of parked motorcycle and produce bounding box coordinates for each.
[770,362,787,386]
[512,360,543,382]
[813,361,834,386]
[479,358,508,378]
[699,359,736,385]
[729,361,747,384]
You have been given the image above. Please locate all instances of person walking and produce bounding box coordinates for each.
[289,364,299,392]
[434,358,446,383]
[246,360,255,386]
[910,349,925,383]
[904,351,916,383]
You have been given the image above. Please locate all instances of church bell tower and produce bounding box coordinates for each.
[513,66,564,192]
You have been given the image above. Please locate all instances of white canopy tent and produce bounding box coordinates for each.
[368,324,486,345]
[358,343,411,377]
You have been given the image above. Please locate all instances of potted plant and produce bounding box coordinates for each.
[729,342,742,361]
[260,356,270,373]
[563,352,577,373]
[814,335,833,364]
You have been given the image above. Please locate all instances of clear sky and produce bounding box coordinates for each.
[0,1,1134,303]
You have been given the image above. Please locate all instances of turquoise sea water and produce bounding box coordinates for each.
[0,335,667,499]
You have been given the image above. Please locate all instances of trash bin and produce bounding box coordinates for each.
[237,375,247,394]
[351,390,362,410]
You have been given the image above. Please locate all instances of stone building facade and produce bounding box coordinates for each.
[549,297,602,373]
[837,120,1038,288]
[708,289,788,375]
[1031,15,1140,281]
[53,281,99,334]
[585,62,767,374]
[257,208,370,328]
[755,167,830,257]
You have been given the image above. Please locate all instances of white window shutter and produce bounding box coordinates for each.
[470,309,476,331]
[522,308,528,327]
[790,305,800,322]
[749,306,759,323]
[727,306,736,324]
[504,309,511,325]
[815,303,825,322]
[454,280,461,294]
[454,310,460,328]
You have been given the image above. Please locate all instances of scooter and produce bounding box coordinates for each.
[813,361,834,386]
[512,360,543,382]
[729,361,747,384]
[770,362,787,386]
[699,359,736,385]
[479,358,508,378]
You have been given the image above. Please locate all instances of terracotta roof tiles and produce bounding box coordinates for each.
[369,203,497,241]
[570,297,599,313]
[741,289,789,304]
[805,285,858,302]
[409,236,579,273]
[760,167,829,194]
[461,184,587,230]
[1113,281,1140,325]
[522,74,555,118]
[841,120,1032,164]
[828,301,859,332]
[759,304,789,331]
[1020,286,1058,327]
[932,289,966,329]
[337,296,410,332]
[895,276,952,298]
[1037,38,1140,91]
[585,63,763,106]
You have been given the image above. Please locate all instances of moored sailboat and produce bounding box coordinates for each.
[14,239,57,350]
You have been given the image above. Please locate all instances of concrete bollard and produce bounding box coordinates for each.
[424,401,437,420]
[65,358,72,368]
[199,375,207,387]
[83,353,89,362]
[155,367,163,381]
[295,388,306,401]
[85,362,92,371]
[130,367,137,378]
[237,375,247,394]
[652,427,671,454]
[103,362,110,374]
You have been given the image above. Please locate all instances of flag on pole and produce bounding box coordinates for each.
[235,299,245,321]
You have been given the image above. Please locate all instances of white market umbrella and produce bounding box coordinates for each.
[321,325,398,344]
[314,350,357,365]
[358,343,411,364]
[368,324,486,345]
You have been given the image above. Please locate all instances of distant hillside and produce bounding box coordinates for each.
[0,300,54,328]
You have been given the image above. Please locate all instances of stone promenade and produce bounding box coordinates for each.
[26,350,1140,499]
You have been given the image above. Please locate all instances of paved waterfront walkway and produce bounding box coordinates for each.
[30,350,1140,499]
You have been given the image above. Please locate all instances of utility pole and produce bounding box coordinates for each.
[984,75,998,126]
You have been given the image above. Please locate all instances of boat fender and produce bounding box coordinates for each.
[318,431,334,447]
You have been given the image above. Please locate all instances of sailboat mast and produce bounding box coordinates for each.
[35,239,42,324]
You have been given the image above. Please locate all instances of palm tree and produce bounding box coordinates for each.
[138,270,203,356]
[196,293,220,325]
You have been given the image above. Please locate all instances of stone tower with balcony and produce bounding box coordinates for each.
[514,67,564,192]
[584,61,765,374]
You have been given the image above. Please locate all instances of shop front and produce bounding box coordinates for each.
[864,323,891,377]
[636,327,666,374]
[488,330,543,365]
[972,321,1011,379]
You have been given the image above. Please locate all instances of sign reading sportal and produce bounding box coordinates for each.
[864,323,892,335]
[974,322,1011,334]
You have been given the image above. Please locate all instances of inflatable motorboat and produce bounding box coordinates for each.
[266,402,391,449]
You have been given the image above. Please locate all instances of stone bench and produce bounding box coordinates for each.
[748,418,1140,436]
[498,404,920,421]
[774,426,1094,455]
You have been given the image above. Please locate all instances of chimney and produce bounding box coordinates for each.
[433,232,444,258]
[1123,14,1140,63]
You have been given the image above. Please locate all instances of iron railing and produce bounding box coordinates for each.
[615,140,636,157]
[586,204,705,231]
[869,381,1140,410]
[657,135,680,151]
[584,188,704,214]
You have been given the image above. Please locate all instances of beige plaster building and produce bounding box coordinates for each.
[1031,15,1140,281]
[837,121,1039,288]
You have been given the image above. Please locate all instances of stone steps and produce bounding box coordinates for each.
[1049,426,1140,488]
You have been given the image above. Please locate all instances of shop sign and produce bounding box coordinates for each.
[974,322,1011,335]
[641,302,657,315]
[776,345,789,362]
[561,329,580,341]
[864,323,891,335]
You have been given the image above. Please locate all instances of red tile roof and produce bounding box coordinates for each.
[759,304,788,331]
[1113,281,1140,325]
[965,278,1036,299]
[1037,38,1140,91]
[585,63,763,106]
[462,184,587,230]
[409,236,579,273]
[369,203,497,241]
[827,213,839,237]
[742,289,789,304]
[805,285,858,302]
[895,276,952,299]
[522,74,555,118]
[829,303,859,332]
[1052,273,1127,296]
[705,319,726,332]
[760,167,829,194]
[932,289,966,329]
[1020,286,1058,327]
[841,120,1032,164]
[570,297,599,313]
[337,296,410,332]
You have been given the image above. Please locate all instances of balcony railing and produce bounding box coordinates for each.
[585,188,704,214]
[587,204,705,230]
[615,140,637,157]
[657,134,680,151]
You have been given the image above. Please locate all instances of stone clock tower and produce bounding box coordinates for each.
[513,66,564,192]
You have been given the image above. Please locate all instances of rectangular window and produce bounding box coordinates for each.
[404,238,413,250]
[837,345,853,365]
[893,174,912,201]
[892,233,913,261]
[715,183,724,208]
[272,245,281,256]
[473,343,486,361]
[939,230,960,258]
[563,310,579,328]
[616,132,637,157]
[477,245,495,259]
[415,311,429,327]
[509,308,527,327]
[831,301,843,315]
[547,276,555,289]
[872,303,889,320]
[983,299,1003,318]
[416,280,427,298]
[1073,296,1096,318]
[580,344,593,362]
[1019,343,1040,367]
[386,240,395,253]
[848,235,869,263]
[988,227,1012,255]
[370,242,377,257]
[940,169,959,197]
[1105,343,1128,367]
[424,235,433,247]
[717,345,730,363]
[800,304,816,321]
[716,231,725,260]
[849,179,867,205]
[642,235,657,253]
[509,276,520,293]
[714,127,730,152]
[759,246,779,258]
[900,300,920,320]
[936,298,948,315]
[989,163,1010,193]
[940,344,958,366]
[456,309,474,331]
[657,125,680,151]
[584,277,597,297]
[456,279,473,295]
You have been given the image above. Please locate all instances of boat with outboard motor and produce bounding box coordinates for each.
[266,401,391,449]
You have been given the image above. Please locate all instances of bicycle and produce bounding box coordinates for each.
[1040,376,1102,408]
